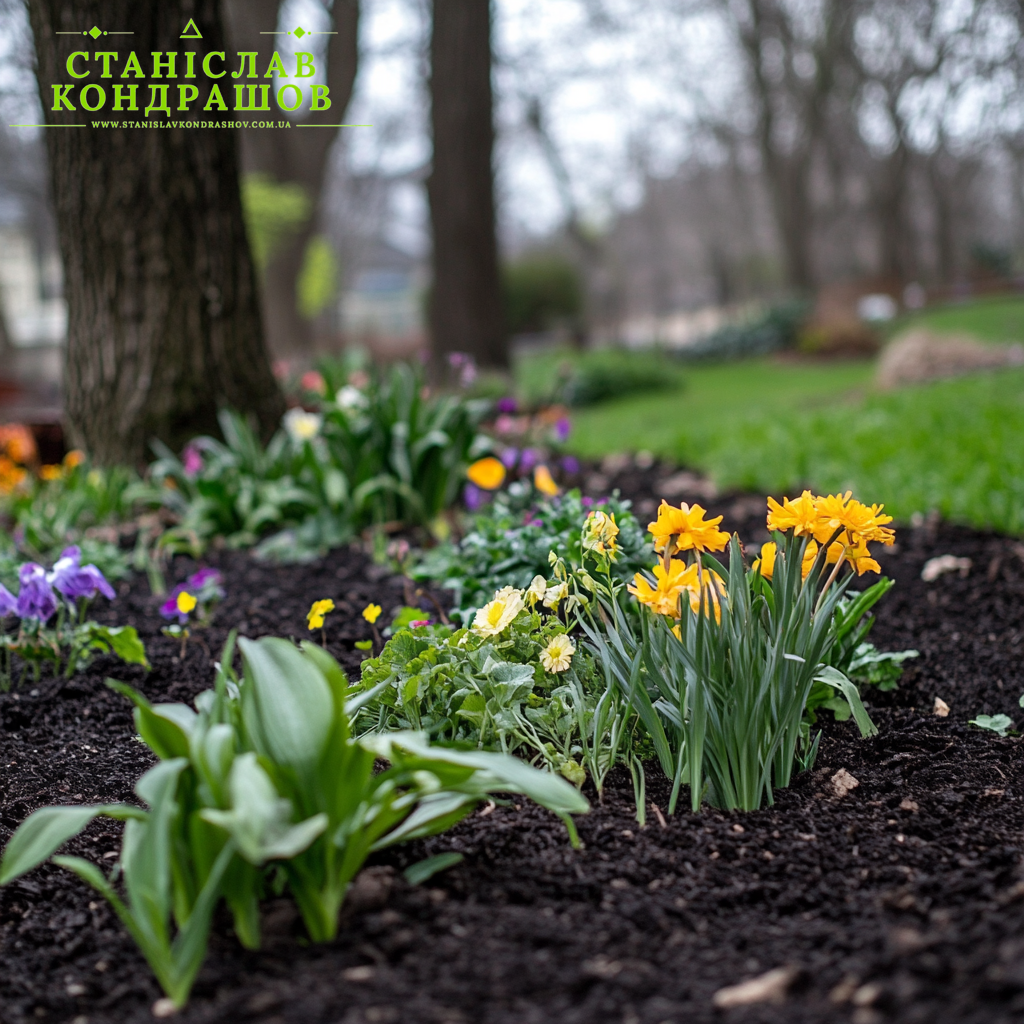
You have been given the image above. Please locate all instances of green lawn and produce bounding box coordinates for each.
[515,296,1024,534]
[884,294,1024,343]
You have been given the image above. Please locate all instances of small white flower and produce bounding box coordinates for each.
[283,408,322,442]
[526,575,547,605]
[540,634,575,673]
[471,586,525,637]
[543,581,568,609]
[336,385,369,413]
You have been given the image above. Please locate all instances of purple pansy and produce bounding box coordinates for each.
[15,563,58,622]
[496,397,517,414]
[561,455,581,474]
[0,583,17,617]
[464,482,485,512]
[500,447,519,470]
[519,448,539,473]
[554,417,571,443]
[48,546,115,602]
[160,567,225,623]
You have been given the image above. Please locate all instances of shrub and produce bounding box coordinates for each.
[680,300,808,361]
[503,255,583,336]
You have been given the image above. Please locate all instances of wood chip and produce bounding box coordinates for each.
[831,769,859,797]
[343,965,375,982]
[921,554,972,581]
[151,998,178,1018]
[933,696,950,717]
[712,965,799,1008]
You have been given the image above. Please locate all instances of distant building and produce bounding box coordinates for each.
[338,240,426,359]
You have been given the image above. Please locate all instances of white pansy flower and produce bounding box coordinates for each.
[526,575,547,606]
[336,385,369,413]
[543,581,568,609]
[283,408,322,442]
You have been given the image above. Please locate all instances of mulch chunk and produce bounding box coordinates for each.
[1,503,1022,1024]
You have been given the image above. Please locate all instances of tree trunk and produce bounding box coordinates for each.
[27,0,284,465]
[223,0,360,358]
[427,0,506,369]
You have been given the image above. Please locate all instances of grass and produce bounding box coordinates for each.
[516,295,1024,534]
[884,294,1024,344]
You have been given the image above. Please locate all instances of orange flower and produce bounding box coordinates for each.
[0,455,27,494]
[63,449,85,469]
[629,560,698,617]
[756,539,819,580]
[533,464,559,497]
[39,464,62,481]
[683,568,726,624]
[812,491,894,547]
[648,500,728,556]
[0,423,36,465]
[466,456,506,490]
[766,490,818,536]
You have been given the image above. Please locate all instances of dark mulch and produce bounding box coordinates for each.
[1,479,1023,1024]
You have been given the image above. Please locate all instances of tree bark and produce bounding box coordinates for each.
[27,0,284,465]
[222,0,360,358]
[427,0,507,369]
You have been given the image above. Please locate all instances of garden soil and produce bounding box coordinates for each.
[1,467,1023,1024]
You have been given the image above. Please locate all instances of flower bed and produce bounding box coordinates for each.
[0,481,1022,1023]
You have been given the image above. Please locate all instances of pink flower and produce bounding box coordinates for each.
[182,444,203,478]
[300,371,326,395]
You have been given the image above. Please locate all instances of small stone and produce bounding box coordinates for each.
[712,966,799,1008]
[731,823,745,833]
[343,965,375,982]
[921,554,972,581]
[852,982,882,1006]
[899,798,919,812]
[831,769,859,798]
[151,998,178,1018]
[66,983,86,996]
[933,696,950,717]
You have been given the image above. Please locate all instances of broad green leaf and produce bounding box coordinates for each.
[402,851,464,886]
[814,666,878,738]
[1,806,104,884]
[91,625,149,667]
[238,637,334,778]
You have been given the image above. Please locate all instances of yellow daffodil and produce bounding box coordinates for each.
[466,456,506,490]
[283,408,323,443]
[543,581,568,609]
[534,464,559,497]
[38,464,62,481]
[766,491,819,536]
[753,541,776,579]
[683,568,726,624]
[308,598,335,630]
[754,540,818,580]
[540,634,575,673]
[526,575,547,605]
[362,603,382,624]
[176,591,197,614]
[629,560,699,618]
[472,586,525,636]
[583,510,619,559]
[648,500,728,556]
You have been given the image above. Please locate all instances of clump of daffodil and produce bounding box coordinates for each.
[540,633,575,673]
[308,598,335,646]
[582,510,619,561]
[471,586,525,637]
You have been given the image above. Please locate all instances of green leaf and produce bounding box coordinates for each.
[1,806,103,884]
[814,666,878,738]
[402,851,464,886]
[238,637,334,780]
[970,713,1013,737]
[90,625,149,667]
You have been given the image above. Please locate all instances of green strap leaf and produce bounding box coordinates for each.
[814,666,878,738]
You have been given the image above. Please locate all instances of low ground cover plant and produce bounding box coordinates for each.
[412,488,649,623]
[0,545,147,688]
[0,634,588,1008]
